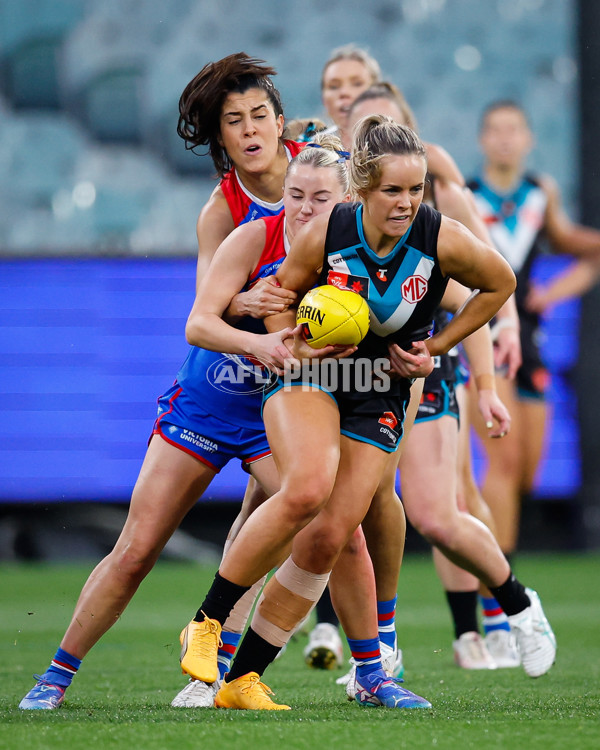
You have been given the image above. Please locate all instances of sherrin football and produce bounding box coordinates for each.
[296,285,370,348]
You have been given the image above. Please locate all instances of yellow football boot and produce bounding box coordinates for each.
[179,616,222,683]
[214,672,291,710]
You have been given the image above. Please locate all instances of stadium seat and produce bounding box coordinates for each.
[0,111,87,209]
[0,0,84,108]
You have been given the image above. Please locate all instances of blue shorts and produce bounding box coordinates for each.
[152,383,271,472]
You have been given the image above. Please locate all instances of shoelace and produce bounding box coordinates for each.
[191,616,223,657]
[240,675,276,701]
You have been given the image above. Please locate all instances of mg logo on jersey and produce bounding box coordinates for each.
[378,411,398,429]
[402,274,428,303]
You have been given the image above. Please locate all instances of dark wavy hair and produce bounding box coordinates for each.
[177,52,285,176]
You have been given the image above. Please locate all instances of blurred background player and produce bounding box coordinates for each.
[468,100,600,558]
[320,44,381,149]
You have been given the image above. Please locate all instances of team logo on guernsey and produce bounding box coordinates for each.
[401,274,428,303]
[327,270,370,297]
[378,411,398,429]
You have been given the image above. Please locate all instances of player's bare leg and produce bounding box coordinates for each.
[61,437,218,659]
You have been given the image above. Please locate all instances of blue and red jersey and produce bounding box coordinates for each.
[176,213,287,427]
[220,140,304,226]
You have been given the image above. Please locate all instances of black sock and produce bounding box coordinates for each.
[315,586,339,627]
[488,572,530,616]
[194,572,250,625]
[445,590,479,639]
[226,628,281,682]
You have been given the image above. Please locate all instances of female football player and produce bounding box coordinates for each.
[180,117,554,710]
[19,52,306,711]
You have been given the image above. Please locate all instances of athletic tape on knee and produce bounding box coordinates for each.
[251,559,330,647]
[222,574,267,634]
[276,557,330,600]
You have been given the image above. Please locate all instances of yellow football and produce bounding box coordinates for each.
[296,285,370,348]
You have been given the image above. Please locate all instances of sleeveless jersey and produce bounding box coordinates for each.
[467,173,547,314]
[220,140,304,226]
[176,213,288,427]
[468,173,548,382]
[320,202,447,360]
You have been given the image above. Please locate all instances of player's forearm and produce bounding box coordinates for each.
[186,313,260,356]
[494,293,519,325]
[551,223,600,258]
[460,324,496,392]
[264,309,297,334]
[222,293,247,325]
[539,260,600,305]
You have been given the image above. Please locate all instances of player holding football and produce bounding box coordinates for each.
[338,83,519,674]
[176,117,554,710]
[304,54,521,672]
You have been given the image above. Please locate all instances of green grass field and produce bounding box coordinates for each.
[2,552,599,750]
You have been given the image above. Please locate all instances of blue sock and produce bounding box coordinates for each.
[480,596,511,635]
[347,636,382,681]
[377,597,397,650]
[218,631,242,680]
[44,647,81,687]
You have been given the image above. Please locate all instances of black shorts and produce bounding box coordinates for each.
[510,316,549,401]
[415,380,459,424]
[263,360,411,452]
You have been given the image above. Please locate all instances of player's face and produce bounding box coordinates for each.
[219,88,284,175]
[283,164,346,240]
[480,107,533,170]
[348,97,407,133]
[322,59,374,132]
[361,154,427,239]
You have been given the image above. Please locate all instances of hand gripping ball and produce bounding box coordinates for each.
[296,285,370,348]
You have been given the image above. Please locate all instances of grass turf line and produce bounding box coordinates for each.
[1,553,599,750]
